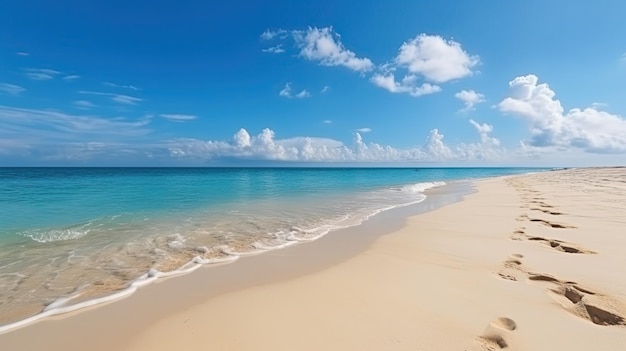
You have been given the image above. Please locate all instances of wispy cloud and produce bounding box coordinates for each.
[103,82,140,91]
[322,120,332,124]
[321,86,330,94]
[24,68,61,81]
[0,106,155,162]
[0,106,151,139]
[355,127,372,133]
[0,83,25,95]
[73,100,96,110]
[260,29,287,40]
[79,91,143,105]
[160,114,197,122]
[279,83,311,99]
[63,75,80,81]
[262,44,285,54]
[16,52,29,56]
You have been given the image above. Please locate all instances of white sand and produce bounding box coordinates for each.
[2,168,626,350]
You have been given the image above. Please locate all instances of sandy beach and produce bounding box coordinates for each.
[2,168,626,350]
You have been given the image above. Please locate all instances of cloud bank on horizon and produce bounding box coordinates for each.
[1,1,625,166]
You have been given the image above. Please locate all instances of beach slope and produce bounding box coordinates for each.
[3,168,626,350]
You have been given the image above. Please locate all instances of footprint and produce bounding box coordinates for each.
[497,255,526,282]
[530,207,564,216]
[509,227,528,240]
[528,218,576,229]
[474,317,517,350]
[491,317,517,331]
[529,201,554,208]
[526,236,596,254]
[528,274,626,326]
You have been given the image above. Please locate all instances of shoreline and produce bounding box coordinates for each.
[3,168,625,350]
[0,179,473,344]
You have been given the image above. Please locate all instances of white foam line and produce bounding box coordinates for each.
[0,252,241,335]
[0,181,448,335]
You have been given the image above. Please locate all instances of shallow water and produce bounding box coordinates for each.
[0,167,543,326]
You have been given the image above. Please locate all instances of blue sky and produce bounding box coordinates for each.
[1,0,626,166]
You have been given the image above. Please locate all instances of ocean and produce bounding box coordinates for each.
[0,167,544,329]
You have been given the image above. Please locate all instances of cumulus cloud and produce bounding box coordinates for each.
[455,90,485,111]
[279,83,310,99]
[79,91,142,105]
[369,34,476,97]
[498,74,626,153]
[469,119,500,146]
[395,34,479,83]
[262,44,285,54]
[160,114,197,122]
[0,83,25,95]
[24,68,61,80]
[370,73,441,97]
[166,126,504,163]
[0,103,509,164]
[292,27,374,72]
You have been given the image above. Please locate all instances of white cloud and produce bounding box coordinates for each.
[295,90,311,98]
[395,34,479,83]
[262,44,285,54]
[73,100,96,109]
[0,83,25,95]
[160,114,197,122]
[455,90,485,111]
[104,82,140,91]
[292,27,374,72]
[17,52,29,56]
[422,129,453,160]
[370,73,441,97]
[24,68,61,80]
[79,91,142,105]
[279,83,292,98]
[321,86,329,94]
[166,127,506,163]
[591,102,608,109]
[63,75,80,81]
[0,104,511,164]
[279,83,310,99]
[498,74,626,153]
[322,120,332,124]
[469,119,500,146]
[260,29,287,40]
[355,128,372,133]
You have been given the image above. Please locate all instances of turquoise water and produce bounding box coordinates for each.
[0,167,544,327]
